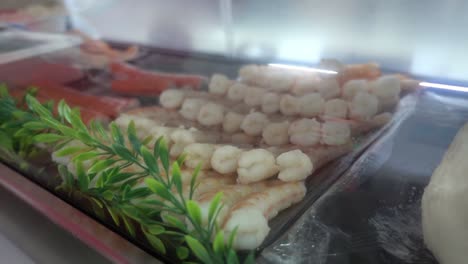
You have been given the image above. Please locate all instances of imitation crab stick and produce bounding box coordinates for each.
[9,88,109,124]
[30,80,139,118]
[109,62,205,95]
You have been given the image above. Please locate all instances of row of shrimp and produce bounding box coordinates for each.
[115,114,355,185]
[52,139,307,250]
[159,88,396,148]
[102,61,410,250]
[238,61,381,91]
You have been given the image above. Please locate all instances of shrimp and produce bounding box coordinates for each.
[183,143,216,169]
[371,75,401,108]
[197,102,224,126]
[276,150,313,182]
[267,71,294,92]
[262,121,290,146]
[149,126,175,145]
[320,121,351,146]
[223,181,306,250]
[288,118,321,147]
[349,92,379,121]
[279,94,300,116]
[190,175,238,199]
[227,83,248,102]
[298,93,325,117]
[115,114,156,138]
[317,77,340,99]
[239,65,259,83]
[244,86,266,107]
[179,98,206,121]
[169,129,196,157]
[240,112,269,136]
[197,181,271,227]
[223,112,245,133]
[261,92,281,114]
[209,74,233,95]
[159,89,185,109]
[237,149,279,184]
[323,98,348,119]
[342,79,369,100]
[211,145,243,174]
[372,112,392,126]
[291,75,320,96]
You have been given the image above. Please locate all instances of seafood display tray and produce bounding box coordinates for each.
[0,46,447,263]
[259,90,468,263]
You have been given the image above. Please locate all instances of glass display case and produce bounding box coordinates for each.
[1,1,467,264]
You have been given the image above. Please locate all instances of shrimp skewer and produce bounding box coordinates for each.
[223,181,306,250]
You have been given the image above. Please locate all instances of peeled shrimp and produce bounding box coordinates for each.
[169,129,196,157]
[267,71,294,92]
[342,79,369,100]
[240,112,269,136]
[291,75,320,96]
[115,114,157,138]
[316,77,340,99]
[227,83,248,102]
[276,150,313,182]
[223,112,245,133]
[261,92,281,114]
[179,98,206,121]
[190,175,238,199]
[223,181,306,250]
[159,89,185,109]
[183,143,216,169]
[349,92,379,121]
[321,121,351,146]
[149,126,175,144]
[239,65,259,83]
[211,145,243,174]
[209,74,232,95]
[197,102,224,126]
[197,181,271,227]
[288,118,321,147]
[244,86,266,107]
[298,93,325,117]
[372,112,392,126]
[237,149,279,184]
[279,94,300,116]
[323,98,348,119]
[262,121,289,146]
[371,75,401,108]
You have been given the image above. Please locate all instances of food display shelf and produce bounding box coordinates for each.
[1,32,465,263]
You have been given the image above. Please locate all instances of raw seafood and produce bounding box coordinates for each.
[262,121,290,146]
[110,62,204,95]
[276,150,313,182]
[223,181,306,250]
[237,149,279,184]
[240,112,269,136]
[211,146,243,174]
